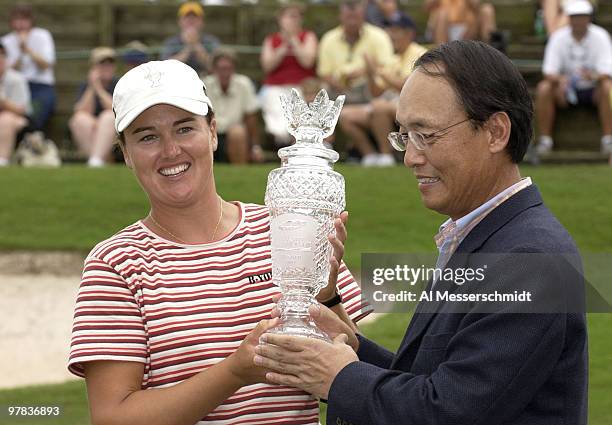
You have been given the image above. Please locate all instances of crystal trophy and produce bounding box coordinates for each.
[265,89,346,341]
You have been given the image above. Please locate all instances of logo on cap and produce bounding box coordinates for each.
[145,65,163,88]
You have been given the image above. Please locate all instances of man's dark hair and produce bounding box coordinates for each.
[414,40,533,163]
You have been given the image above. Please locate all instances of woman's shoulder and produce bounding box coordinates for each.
[86,221,151,263]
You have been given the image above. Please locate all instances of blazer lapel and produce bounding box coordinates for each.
[391,185,545,365]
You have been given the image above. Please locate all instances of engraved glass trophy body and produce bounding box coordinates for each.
[265,89,345,341]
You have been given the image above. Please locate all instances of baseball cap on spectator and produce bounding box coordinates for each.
[383,12,416,30]
[122,41,149,67]
[112,59,213,133]
[564,0,593,16]
[90,47,116,65]
[178,1,204,17]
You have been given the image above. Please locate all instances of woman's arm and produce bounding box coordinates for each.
[260,36,289,74]
[291,32,318,69]
[84,320,275,425]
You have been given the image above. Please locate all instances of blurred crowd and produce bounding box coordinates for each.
[0,0,611,167]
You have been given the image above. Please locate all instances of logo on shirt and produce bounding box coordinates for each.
[248,271,272,284]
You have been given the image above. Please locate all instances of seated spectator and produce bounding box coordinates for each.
[259,3,317,147]
[1,4,55,131]
[339,13,426,166]
[68,47,118,168]
[161,1,220,76]
[318,0,394,104]
[203,49,263,164]
[0,42,31,166]
[366,0,402,28]
[121,40,149,70]
[535,0,612,161]
[424,0,497,45]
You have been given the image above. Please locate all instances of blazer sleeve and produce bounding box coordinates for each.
[326,253,584,425]
[355,334,395,370]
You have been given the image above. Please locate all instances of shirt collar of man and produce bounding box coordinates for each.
[434,177,533,251]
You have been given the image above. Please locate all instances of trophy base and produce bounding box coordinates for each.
[266,316,331,342]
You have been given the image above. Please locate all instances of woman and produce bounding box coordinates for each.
[259,3,317,146]
[68,59,370,425]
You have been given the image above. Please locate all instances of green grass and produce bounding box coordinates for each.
[0,164,611,424]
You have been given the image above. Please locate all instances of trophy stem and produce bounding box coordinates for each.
[267,292,331,342]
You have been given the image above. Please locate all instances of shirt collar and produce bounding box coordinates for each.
[435,177,532,249]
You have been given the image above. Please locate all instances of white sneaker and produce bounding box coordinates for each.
[536,136,553,155]
[361,153,379,167]
[87,157,105,168]
[0,158,9,167]
[376,153,396,167]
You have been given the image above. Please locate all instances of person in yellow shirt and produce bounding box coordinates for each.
[317,0,394,104]
[339,13,427,166]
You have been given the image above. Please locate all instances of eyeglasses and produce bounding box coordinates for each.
[388,118,471,151]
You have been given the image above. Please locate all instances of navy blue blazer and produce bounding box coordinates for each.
[327,185,588,425]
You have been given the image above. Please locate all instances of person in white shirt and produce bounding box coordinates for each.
[1,4,56,131]
[535,0,612,162]
[0,42,31,166]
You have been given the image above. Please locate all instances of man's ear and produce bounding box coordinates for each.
[486,111,511,155]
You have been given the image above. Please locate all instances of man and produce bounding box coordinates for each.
[68,47,118,167]
[318,0,393,103]
[1,4,55,131]
[0,42,31,166]
[340,13,427,167]
[161,1,220,75]
[535,0,612,162]
[202,49,263,164]
[254,41,588,425]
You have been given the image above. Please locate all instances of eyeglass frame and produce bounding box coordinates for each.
[388,117,472,151]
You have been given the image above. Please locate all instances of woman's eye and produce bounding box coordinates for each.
[139,134,157,143]
[178,127,193,134]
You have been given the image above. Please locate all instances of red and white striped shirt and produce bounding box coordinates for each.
[69,202,371,425]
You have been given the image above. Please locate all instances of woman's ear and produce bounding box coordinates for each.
[209,117,218,152]
[118,139,133,169]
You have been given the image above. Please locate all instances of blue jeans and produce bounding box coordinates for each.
[29,82,56,131]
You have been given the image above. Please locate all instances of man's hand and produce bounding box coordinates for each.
[254,332,358,400]
[88,68,101,87]
[182,28,200,46]
[17,31,28,51]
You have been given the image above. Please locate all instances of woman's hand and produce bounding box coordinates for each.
[317,211,349,302]
[226,318,280,386]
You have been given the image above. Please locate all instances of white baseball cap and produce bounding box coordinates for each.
[112,59,213,133]
[565,0,593,16]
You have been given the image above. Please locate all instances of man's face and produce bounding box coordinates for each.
[340,4,364,34]
[397,69,498,220]
[387,27,414,53]
[569,14,590,35]
[179,13,203,32]
[214,57,235,86]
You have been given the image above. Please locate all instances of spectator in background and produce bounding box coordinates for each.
[1,4,55,131]
[424,0,497,45]
[319,0,393,164]
[318,0,394,104]
[260,3,317,147]
[162,1,220,76]
[366,0,402,28]
[340,13,426,166]
[203,49,263,164]
[535,0,612,161]
[121,41,149,70]
[0,42,31,166]
[68,47,118,168]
